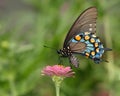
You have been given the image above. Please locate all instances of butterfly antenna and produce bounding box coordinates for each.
[43,45,57,51]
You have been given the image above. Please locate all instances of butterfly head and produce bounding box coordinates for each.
[57,49,66,56]
[57,47,72,57]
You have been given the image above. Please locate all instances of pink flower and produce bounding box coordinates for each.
[41,65,75,77]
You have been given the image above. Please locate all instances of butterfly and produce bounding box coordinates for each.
[57,7,112,67]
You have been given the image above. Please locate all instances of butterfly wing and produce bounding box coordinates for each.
[63,7,97,48]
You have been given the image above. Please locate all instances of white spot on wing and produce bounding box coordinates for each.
[92,34,96,37]
[89,24,92,27]
[89,28,92,31]
[85,32,89,35]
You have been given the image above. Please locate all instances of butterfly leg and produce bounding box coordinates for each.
[69,55,79,68]
[69,59,73,68]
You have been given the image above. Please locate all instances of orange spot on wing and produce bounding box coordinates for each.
[85,52,90,58]
[85,35,90,40]
[75,35,81,41]
[90,38,95,43]
[94,43,98,47]
[91,51,95,56]
[96,48,99,53]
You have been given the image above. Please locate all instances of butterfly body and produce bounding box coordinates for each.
[57,7,112,67]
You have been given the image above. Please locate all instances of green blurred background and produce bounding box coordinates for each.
[0,0,120,96]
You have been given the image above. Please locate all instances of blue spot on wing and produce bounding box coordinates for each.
[71,39,78,43]
[95,54,100,58]
[80,39,85,42]
[99,44,104,48]
[100,49,104,54]
[85,49,91,53]
[85,41,90,44]
[87,43,93,47]
[96,39,100,43]
[86,47,94,51]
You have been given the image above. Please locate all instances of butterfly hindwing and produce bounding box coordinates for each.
[69,42,86,53]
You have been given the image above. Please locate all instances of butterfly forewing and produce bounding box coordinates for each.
[63,7,97,48]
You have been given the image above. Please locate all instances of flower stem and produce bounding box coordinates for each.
[52,76,64,96]
[55,83,60,96]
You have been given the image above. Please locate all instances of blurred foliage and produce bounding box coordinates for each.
[0,0,120,96]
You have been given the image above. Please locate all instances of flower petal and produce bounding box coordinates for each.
[41,65,75,77]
